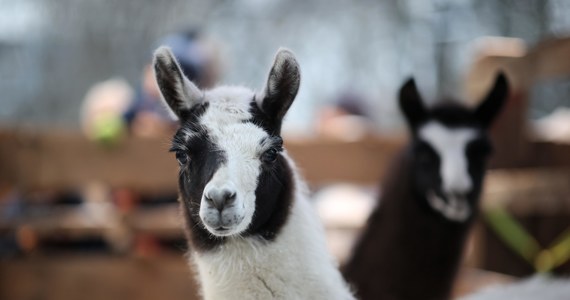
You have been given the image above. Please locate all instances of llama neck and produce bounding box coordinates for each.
[191,157,354,299]
[344,148,475,300]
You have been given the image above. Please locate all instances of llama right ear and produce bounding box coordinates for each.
[399,77,427,130]
[256,48,300,131]
[153,47,203,120]
[474,72,509,128]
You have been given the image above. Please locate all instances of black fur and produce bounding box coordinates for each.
[343,107,491,300]
[400,72,508,133]
[343,73,509,300]
[248,100,282,135]
[410,104,492,221]
[170,99,296,252]
[245,152,294,241]
[343,150,472,300]
[475,73,509,128]
[399,78,427,130]
[159,49,299,253]
[171,103,228,252]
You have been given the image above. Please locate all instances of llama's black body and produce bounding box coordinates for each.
[343,73,508,300]
[343,149,475,300]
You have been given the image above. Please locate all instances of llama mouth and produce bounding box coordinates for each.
[426,191,471,222]
[207,225,238,237]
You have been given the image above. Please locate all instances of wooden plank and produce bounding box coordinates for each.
[1,128,569,191]
[483,168,570,215]
[478,168,570,276]
[0,128,179,193]
[0,255,510,300]
[465,37,570,170]
[0,128,406,191]
[285,135,405,186]
[0,255,200,300]
[466,37,570,102]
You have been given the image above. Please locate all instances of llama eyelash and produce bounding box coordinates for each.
[169,136,189,153]
[258,135,283,152]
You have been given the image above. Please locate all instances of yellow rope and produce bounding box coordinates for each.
[483,207,570,273]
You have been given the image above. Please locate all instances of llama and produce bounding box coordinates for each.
[342,73,509,300]
[153,47,354,300]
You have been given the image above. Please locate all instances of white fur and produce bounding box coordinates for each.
[193,155,354,300]
[157,47,352,299]
[461,275,570,300]
[185,85,354,299]
[427,191,471,222]
[419,121,478,222]
[196,86,263,236]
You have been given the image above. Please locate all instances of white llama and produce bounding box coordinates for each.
[153,47,354,300]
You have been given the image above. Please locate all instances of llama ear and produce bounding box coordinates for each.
[475,72,509,128]
[399,77,427,130]
[257,48,300,128]
[153,46,202,120]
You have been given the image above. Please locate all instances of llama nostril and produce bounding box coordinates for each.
[206,189,237,211]
[225,191,237,205]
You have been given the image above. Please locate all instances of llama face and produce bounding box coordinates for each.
[399,73,508,222]
[154,47,299,240]
[413,120,491,222]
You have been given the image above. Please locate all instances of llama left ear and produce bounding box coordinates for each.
[153,47,203,120]
[399,77,427,131]
[257,48,300,131]
[475,72,509,128]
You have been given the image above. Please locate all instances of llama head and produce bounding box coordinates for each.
[399,73,508,222]
[154,47,299,239]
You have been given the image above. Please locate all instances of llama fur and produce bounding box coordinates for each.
[154,47,354,300]
[192,155,354,299]
[343,74,509,300]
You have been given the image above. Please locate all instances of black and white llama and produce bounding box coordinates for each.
[343,73,509,300]
[154,47,354,300]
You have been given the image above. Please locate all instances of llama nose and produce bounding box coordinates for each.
[205,189,236,211]
[445,177,472,196]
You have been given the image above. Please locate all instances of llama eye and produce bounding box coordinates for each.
[415,141,437,166]
[175,151,189,166]
[468,139,493,160]
[417,152,432,165]
[262,148,279,163]
[474,143,492,157]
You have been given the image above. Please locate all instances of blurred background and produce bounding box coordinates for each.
[1,0,570,299]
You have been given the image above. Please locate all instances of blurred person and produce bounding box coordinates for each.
[124,30,221,137]
[77,31,223,252]
[315,90,376,141]
[81,30,221,141]
[312,90,379,263]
